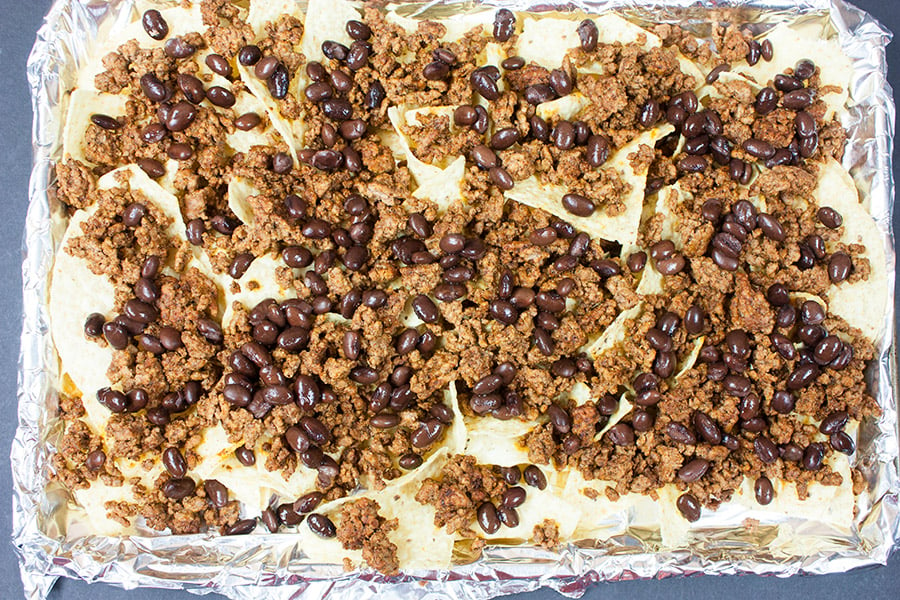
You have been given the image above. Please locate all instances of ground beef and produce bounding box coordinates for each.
[337,498,400,575]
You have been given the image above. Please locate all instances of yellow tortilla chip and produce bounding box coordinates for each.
[62,90,128,165]
[535,93,590,121]
[734,23,852,121]
[518,13,659,69]
[300,0,360,62]
[387,106,467,210]
[813,158,888,342]
[221,253,297,329]
[464,416,537,468]
[562,470,662,541]
[505,125,673,246]
[50,166,188,435]
[585,303,643,359]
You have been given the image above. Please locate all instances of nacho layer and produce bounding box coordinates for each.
[49,0,886,574]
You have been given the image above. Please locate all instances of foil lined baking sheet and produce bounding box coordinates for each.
[13,0,899,598]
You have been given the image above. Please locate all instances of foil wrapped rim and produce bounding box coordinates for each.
[13,1,899,599]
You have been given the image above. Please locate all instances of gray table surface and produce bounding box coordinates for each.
[2,0,899,598]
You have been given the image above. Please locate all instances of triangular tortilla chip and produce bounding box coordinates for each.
[505,125,673,246]
[813,158,888,342]
[463,416,538,467]
[734,23,852,121]
[62,90,128,165]
[300,0,360,62]
[387,105,467,210]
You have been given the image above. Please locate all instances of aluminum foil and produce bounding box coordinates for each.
[13,0,899,598]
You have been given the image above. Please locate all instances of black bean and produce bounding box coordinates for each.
[523,465,547,490]
[142,9,168,40]
[410,418,444,448]
[86,449,106,471]
[578,19,598,52]
[787,363,820,390]
[677,155,707,172]
[365,80,386,109]
[667,422,696,445]
[162,446,187,478]
[267,63,289,99]
[795,111,816,138]
[746,40,761,66]
[676,493,701,522]
[705,62,731,84]
[166,142,193,161]
[206,54,232,78]
[470,68,499,100]
[548,120,575,150]
[803,442,825,471]
[783,89,815,110]
[490,127,519,151]
[582,134,612,168]
[345,41,369,71]
[828,251,852,283]
[693,412,722,444]
[820,410,849,435]
[165,100,197,132]
[141,123,167,144]
[638,99,660,128]
[493,8,515,42]
[410,294,438,323]
[742,138,775,159]
[794,59,816,80]
[501,56,525,70]
[561,193,595,217]
[398,453,423,470]
[423,61,450,80]
[165,37,195,59]
[677,458,710,483]
[606,422,635,446]
[799,132,818,158]
[471,144,498,169]
[755,476,774,505]
[97,388,127,413]
[161,477,197,502]
[831,431,855,454]
[489,299,518,325]
[307,513,336,538]
[476,502,501,534]
[816,206,843,229]
[177,73,205,104]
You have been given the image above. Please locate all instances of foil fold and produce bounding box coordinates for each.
[13,0,899,598]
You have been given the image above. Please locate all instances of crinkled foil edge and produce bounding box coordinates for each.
[12,0,899,599]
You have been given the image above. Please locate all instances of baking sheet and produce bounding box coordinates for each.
[13,0,899,599]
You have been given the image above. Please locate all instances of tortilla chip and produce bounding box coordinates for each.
[562,470,662,541]
[481,467,579,543]
[236,63,303,164]
[813,158,888,342]
[247,0,303,36]
[585,303,643,359]
[385,6,494,43]
[505,125,673,246]
[535,93,590,121]
[594,393,633,440]
[300,0,360,62]
[675,337,705,379]
[734,23,852,121]
[62,90,128,165]
[226,177,260,226]
[518,13,659,69]
[49,206,116,435]
[387,106,467,210]
[221,253,297,329]
[50,166,187,434]
[464,416,537,467]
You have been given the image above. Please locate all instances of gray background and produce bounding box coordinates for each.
[1,0,898,598]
